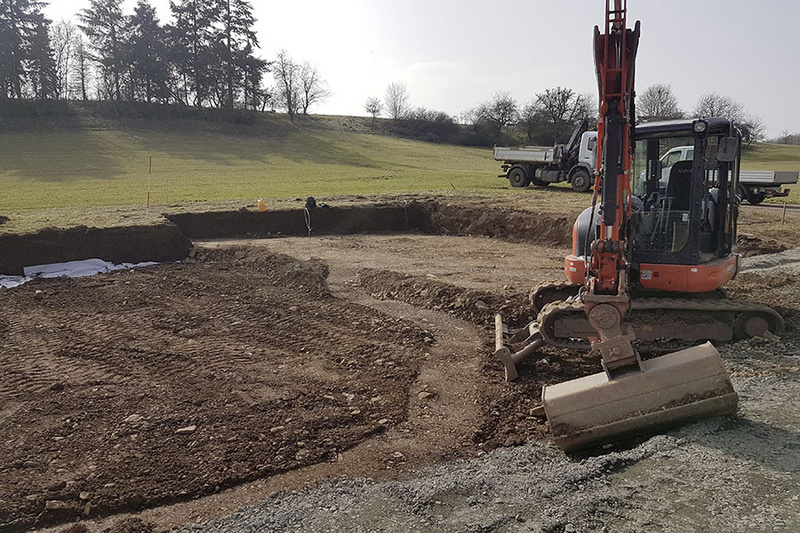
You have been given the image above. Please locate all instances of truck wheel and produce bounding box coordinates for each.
[508,167,529,188]
[739,185,765,205]
[570,169,592,193]
[746,191,766,205]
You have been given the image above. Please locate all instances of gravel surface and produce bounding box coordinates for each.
[739,247,800,275]
[175,252,800,533]
[179,374,799,532]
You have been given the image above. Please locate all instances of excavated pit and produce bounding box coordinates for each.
[0,200,575,276]
[1,199,795,532]
[0,201,578,531]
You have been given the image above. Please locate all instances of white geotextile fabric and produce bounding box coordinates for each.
[0,258,158,289]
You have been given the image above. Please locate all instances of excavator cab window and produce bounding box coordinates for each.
[633,136,695,254]
[632,126,737,262]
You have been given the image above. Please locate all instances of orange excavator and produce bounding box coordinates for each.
[495,0,783,451]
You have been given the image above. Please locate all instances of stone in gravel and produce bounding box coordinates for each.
[270,426,285,433]
[124,414,144,423]
[79,491,91,500]
[46,480,66,491]
[45,500,68,511]
[175,425,196,434]
[417,391,433,400]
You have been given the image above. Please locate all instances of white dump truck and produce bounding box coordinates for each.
[494,120,598,192]
[655,145,797,204]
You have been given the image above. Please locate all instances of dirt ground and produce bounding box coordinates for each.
[1,197,799,532]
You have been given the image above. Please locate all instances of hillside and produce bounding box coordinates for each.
[0,102,500,215]
[1,101,799,230]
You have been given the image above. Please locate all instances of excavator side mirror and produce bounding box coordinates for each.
[718,136,739,162]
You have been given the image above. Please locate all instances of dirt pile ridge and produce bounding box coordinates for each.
[0,247,433,531]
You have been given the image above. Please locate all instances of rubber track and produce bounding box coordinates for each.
[537,297,785,351]
[529,280,582,312]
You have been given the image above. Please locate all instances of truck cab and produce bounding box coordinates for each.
[657,145,694,187]
[578,131,598,170]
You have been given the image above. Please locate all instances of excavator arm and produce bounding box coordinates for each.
[583,0,641,376]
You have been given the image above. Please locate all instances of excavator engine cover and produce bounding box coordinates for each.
[543,342,738,452]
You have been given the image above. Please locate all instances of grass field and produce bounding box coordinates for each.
[0,126,501,209]
[2,107,799,232]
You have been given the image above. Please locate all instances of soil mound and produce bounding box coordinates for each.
[735,233,788,257]
[0,249,431,531]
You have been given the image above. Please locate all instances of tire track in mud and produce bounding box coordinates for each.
[28,242,498,533]
[0,279,384,400]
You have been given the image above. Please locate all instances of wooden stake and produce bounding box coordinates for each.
[147,156,152,209]
[783,202,787,225]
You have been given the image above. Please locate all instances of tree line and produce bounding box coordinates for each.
[364,83,595,147]
[0,0,328,119]
[637,83,765,144]
[1,2,774,145]
[366,82,770,147]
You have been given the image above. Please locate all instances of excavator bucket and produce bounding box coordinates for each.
[543,342,738,452]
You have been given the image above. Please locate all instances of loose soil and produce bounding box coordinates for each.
[0,196,798,532]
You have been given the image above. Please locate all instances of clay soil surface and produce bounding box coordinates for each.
[1,197,799,532]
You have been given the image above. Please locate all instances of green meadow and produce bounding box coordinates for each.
[1,107,799,233]
[0,120,499,211]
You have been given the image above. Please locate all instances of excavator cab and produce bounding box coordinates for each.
[568,118,745,295]
[631,118,741,290]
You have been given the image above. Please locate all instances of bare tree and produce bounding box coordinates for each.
[693,92,764,144]
[519,87,592,144]
[364,96,382,126]
[773,129,800,146]
[384,81,409,121]
[50,19,77,100]
[637,83,682,121]
[72,35,91,101]
[298,61,329,115]
[273,50,300,121]
[476,91,518,135]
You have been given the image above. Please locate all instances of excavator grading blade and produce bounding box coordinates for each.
[543,342,738,452]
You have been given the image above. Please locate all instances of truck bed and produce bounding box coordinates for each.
[493,146,556,163]
[740,170,798,186]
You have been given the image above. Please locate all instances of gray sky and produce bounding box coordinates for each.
[45,0,800,137]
